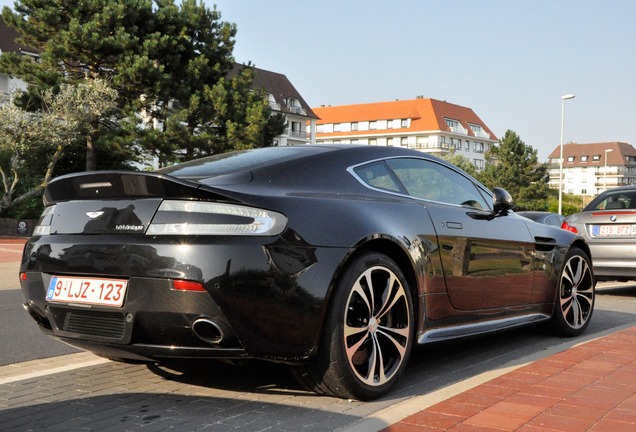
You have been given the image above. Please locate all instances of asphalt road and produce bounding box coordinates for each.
[1,240,636,431]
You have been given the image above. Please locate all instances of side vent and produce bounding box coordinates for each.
[534,236,557,253]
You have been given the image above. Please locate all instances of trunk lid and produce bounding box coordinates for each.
[39,171,230,236]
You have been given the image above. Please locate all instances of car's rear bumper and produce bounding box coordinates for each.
[20,234,348,361]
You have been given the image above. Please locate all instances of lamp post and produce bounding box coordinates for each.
[558,94,576,215]
[604,148,614,192]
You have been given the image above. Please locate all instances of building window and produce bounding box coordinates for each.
[445,119,459,129]
[401,119,408,128]
[369,121,377,130]
[333,123,341,132]
[581,189,587,194]
[351,139,358,144]
[387,120,393,129]
[400,137,408,146]
[581,155,588,162]
[474,142,484,153]
[351,122,358,131]
[474,159,484,170]
[369,138,377,146]
[387,137,393,146]
[593,155,601,161]
[465,141,470,151]
[567,156,575,162]
[470,124,483,135]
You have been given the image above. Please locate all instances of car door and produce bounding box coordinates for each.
[386,157,535,311]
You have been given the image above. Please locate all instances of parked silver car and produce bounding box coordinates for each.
[562,185,636,281]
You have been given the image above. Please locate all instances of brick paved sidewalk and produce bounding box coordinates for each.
[383,326,636,431]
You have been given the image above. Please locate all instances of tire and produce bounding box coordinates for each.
[292,252,414,400]
[550,247,595,337]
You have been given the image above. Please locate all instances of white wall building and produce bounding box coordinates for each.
[0,18,33,104]
[548,142,636,196]
[312,97,497,170]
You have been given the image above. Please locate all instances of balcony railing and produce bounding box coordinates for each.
[448,125,468,135]
[288,129,309,139]
[285,105,306,116]
[473,130,491,139]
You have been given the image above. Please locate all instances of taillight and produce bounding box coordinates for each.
[561,221,578,234]
[146,200,287,236]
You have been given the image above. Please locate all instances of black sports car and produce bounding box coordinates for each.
[20,145,595,400]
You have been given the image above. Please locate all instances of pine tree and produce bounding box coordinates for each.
[1,0,286,171]
[476,130,550,211]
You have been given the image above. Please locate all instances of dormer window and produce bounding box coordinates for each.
[282,96,298,108]
[593,155,601,161]
[567,156,575,162]
[445,119,459,129]
[581,155,588,162]
[469,124,483,134]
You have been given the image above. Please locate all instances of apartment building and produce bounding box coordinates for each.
[312,97,498,170]
[548,142,636,196]
[233,64,318,146]
[0,18,33,104]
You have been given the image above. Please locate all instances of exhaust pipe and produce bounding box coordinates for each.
[192,318,224,344]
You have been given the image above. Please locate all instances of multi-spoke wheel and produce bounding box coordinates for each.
[292,252,414,400]
[550,247,595,337]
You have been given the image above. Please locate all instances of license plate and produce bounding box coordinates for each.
[591,224,636,237]
[46,276,127,307]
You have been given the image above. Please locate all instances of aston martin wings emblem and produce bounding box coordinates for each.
[86,211,104,219]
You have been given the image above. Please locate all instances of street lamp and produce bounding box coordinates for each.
[558,94,576,215]
[604,148,614,192]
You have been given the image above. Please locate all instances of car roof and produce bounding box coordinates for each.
[157,145,448,182]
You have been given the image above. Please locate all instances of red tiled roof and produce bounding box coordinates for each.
[312,98,497,140]
[548,142,636,166]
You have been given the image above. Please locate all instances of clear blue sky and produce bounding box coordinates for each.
[2,0,635,161]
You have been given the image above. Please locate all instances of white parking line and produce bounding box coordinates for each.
[0,355,109,385]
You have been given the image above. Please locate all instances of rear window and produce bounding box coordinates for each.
[585,190,636,210]
[157,147,332,179]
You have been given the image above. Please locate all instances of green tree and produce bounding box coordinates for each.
[1,0,286,171]
[476,130,550,211]
[441,152,478,177]
[0,80,117,214]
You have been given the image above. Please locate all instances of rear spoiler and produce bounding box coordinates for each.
[43,171,229,205]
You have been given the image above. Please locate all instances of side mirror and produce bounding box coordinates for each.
[492,187,514,215]
[467,187,514,221]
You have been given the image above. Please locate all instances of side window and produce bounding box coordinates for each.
[385,158,490,209]
[353,162,403,193]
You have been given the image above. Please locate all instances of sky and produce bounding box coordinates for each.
[2,0,635,161]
